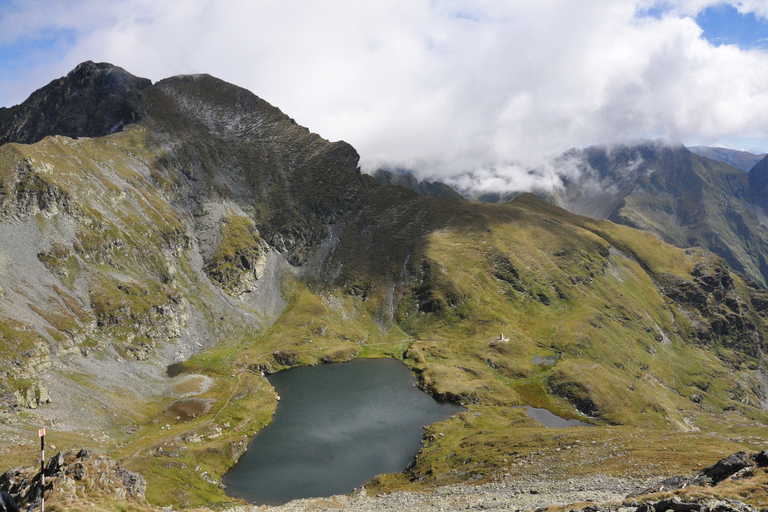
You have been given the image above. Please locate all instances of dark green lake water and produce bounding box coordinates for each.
[222,358,463,505]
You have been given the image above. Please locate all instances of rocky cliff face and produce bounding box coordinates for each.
[659,255,764,356]
[0,61,151,145]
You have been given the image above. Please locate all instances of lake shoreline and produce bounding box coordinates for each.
[223,358,463,505]
[226,472,655,511]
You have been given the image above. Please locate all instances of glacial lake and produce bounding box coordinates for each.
[222,358,463,505]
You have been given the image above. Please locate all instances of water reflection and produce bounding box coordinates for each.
[223,358,463,505]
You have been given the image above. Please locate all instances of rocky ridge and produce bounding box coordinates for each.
[0,63,768,510]
[0,449,147,511]
[688,147,766,173]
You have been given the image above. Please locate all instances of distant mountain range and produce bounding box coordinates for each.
[372,168,464,200]
[548,142,768,287]
[378,142,768,287]
[688,146,766,172]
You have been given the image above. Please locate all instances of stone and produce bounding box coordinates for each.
[45,452,64,475]
[0,450,146,509]
[72,462,86,481]
[753,449,768,467]
[692,452,751,486]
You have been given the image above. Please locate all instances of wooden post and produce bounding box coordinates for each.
[39,428,45,512]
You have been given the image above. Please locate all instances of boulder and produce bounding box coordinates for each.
[752,449,768,467]
[692,452,751,486]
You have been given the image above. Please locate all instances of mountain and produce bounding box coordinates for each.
[748,153,768,212]
[533,141,768,288]
[0,63,767,511]
[372,168,465,200]
[688,145,766,172]
[0,61,151,145]
[443,143,768,288]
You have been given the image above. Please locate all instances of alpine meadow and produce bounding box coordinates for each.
[0,62,766,512]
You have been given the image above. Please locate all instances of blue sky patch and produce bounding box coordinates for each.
[0,29,77,81]
[636,5,670,20]
[696,4,768,50]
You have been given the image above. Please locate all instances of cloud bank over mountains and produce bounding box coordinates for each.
[1,0,768,182]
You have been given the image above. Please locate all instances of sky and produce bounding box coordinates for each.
[1,0,768,188]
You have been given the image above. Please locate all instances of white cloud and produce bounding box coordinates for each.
[1,0,768,189]
[663,0,768,19]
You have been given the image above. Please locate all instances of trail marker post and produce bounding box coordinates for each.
[38,428,45,512]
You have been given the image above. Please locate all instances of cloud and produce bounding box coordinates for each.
[443,160,582,197]
[663,0,768,19]
[1,0,768,187]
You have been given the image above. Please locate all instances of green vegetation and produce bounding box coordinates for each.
[1,72,767,512]
[203,213,264,296]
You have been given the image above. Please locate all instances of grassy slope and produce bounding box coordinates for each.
[610,149,768,287]
[0,76,766,510]
[225,192,768,502]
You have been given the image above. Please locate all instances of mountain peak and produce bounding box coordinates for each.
[0,61,152,145]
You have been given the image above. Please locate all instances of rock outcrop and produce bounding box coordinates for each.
[574,496,763,512]
[0,449,146,510]
[659,256,765,356]
[0,61,151,145]
[639,450,768,494]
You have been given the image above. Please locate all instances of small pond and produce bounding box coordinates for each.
[524,406,594,428]
[222,358,463,505]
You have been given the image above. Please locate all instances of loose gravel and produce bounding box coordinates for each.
[226,473,656,512]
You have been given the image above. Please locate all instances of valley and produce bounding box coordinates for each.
[0,62,766,511]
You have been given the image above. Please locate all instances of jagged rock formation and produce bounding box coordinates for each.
[659,256,763,356]
[0,449,146,510]
[0,61,151,145]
